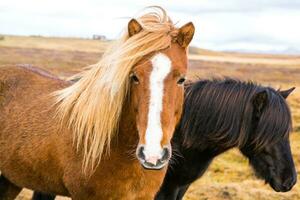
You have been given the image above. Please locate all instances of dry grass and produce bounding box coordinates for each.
[0,35,110,52]
[0,35,299,200]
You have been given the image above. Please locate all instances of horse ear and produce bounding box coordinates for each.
[177,22,195,48]
[128,19,143,37]
[252,91,268,115]
[279,87,295,99]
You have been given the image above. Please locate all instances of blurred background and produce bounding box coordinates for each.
[1,0,300,54]
[0,0,299,199]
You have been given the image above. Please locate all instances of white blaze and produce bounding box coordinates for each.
[144,53,171,160]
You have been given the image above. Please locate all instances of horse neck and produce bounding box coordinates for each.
[173,129,234,170]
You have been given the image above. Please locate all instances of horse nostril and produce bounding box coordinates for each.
[137,146,145,160]
[161,147,171,162]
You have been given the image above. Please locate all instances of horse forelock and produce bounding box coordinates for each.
[52,6,181,175]
[180,78,292,151]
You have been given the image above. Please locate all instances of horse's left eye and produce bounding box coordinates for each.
[177,77,186,85]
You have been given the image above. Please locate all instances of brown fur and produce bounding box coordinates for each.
[0,65,156,199]
[0,44,189,200]
[0,6,194,199]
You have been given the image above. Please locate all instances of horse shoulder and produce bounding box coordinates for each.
[0,65,73,195]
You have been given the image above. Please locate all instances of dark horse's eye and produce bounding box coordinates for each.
[130,74,139,84]
[177,77,186,85]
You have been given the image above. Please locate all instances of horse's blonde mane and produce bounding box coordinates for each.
[54,6,179,174]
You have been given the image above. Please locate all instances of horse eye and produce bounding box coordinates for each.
[177,77,186,85]
[130,74,139,84]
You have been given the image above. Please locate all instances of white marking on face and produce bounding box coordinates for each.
[144,53,172,161]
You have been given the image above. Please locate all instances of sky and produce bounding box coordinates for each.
[1,0,300,54]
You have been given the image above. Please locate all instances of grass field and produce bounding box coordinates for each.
[1,35,299,200]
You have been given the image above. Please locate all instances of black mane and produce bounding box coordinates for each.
[179,78,292,150]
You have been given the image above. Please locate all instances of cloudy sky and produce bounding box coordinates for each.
[1,0,300,54]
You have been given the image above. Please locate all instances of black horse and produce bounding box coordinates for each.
[155,78,297,199]
[14,78,297,200]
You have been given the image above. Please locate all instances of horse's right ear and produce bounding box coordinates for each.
[252,90,268,116]
[128,19,143,37]
[279,87,295,99]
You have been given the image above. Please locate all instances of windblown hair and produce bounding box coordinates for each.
[180,78,292,150]
[54,6,179,173]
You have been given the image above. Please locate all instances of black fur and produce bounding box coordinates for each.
[32,192,56,200]
[155,78,296,199]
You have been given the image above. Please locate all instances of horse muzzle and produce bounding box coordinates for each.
[136,145,171,170]
[270,176,297,192]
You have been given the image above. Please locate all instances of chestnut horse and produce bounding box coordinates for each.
[0,7,195,199]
